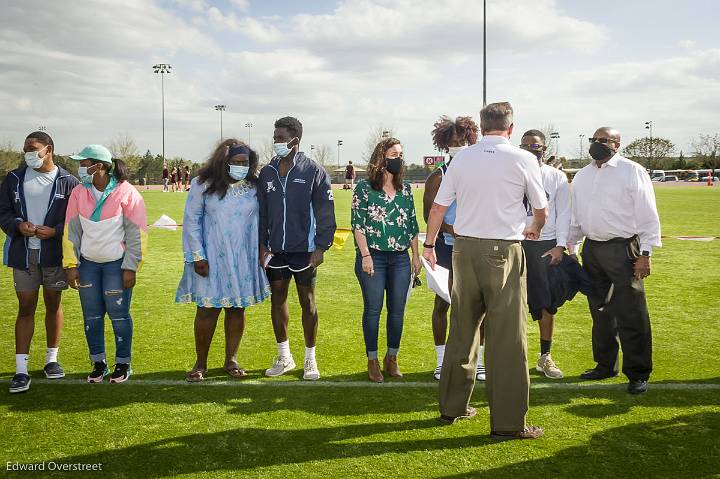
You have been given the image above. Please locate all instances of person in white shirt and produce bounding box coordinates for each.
[568,127,661,395]
[519,130,571,380]
[424,102,547,440]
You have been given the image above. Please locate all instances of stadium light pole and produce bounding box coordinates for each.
[483,0,487,106]
[310,144,316,161]
[645,120,653,164]
[337,139,343,168]
[382,130,390,139]
[153,63,172,164]
[550,131,560,157]
[214,105,226,140]
[245,122,253,144]
[579,134,585,160]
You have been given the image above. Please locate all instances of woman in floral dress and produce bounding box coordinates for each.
[351,137,421,382]
[176,140,271,381]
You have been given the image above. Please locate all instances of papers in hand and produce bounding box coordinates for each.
[420,257,451,304]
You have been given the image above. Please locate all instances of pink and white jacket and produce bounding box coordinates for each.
[63,180,147,271]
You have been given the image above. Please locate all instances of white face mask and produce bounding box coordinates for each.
[447,145,467,158]
[273,138,297,158]
[24,145,48,169]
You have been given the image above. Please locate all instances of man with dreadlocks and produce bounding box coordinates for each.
[423,115,484,382]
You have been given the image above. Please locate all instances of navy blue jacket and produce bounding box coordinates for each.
[257,152,336,253]
[0,165,79,269]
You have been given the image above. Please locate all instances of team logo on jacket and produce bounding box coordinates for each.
[266,181,276,193]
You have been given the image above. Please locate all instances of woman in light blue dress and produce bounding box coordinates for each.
[176,139,270,381]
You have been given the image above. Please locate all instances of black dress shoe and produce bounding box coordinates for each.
[580,367,618,380]
[628,380,648,395]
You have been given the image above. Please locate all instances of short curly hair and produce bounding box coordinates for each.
[431,116,479,152]
[274,116,303,140]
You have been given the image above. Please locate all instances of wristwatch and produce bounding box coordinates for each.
[641,250,651,257]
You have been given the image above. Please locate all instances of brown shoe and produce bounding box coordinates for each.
[490,425,544,440]
[383,355,403,378]
[438,406,477,425]
[368,359,384,383]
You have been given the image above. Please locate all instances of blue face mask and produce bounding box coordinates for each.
[78,166,94,185]
[272,138,297,158]
[229,165,249,181]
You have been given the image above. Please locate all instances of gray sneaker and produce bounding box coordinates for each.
[44,362,65,379]
[536,353,564,379]
[265,356,296,377]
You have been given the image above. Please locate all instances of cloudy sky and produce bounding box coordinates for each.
[1,0,718,164]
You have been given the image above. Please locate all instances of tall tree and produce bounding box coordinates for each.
[312,144,335,166]
[362,125,396,162]
[109,132,141,179]
[691,133,720,171]
[622,136,675,170]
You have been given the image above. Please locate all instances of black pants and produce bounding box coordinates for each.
[581,237,652,381]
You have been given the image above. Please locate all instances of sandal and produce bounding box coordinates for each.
[186,369,207,382]
[224,365,248,379]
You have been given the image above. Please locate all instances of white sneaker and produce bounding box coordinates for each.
[536,353,564,379]
[265,355,296,377]
[433,365,442,381]
[475,363,486,381]
[303,358,320,381]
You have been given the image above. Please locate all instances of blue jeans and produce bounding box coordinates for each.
[78,257,133,364]
[354,249,411,358]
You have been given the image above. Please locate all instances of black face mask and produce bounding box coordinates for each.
[589,142,615,162]
[385,157,404,175]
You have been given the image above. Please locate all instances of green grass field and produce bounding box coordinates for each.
[1,185,719,478]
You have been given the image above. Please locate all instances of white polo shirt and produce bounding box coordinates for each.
[435,136,548,241]
[567,153,662,253]
[524,163,571,246]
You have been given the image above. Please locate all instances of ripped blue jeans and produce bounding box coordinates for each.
[78,257,133,364]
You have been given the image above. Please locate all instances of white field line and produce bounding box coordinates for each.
[6,378,720,390]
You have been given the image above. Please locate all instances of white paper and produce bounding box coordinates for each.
[406,272,415,303]
[151,214,178,231]
[421,257,451,304]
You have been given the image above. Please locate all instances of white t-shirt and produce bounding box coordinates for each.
[435,136,548,241]
[91,185,104,202]
[524,163,571,246]
[23,166,58,249]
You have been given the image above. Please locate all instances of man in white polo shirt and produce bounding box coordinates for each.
[569,127,660,395]
[424,102,548,440]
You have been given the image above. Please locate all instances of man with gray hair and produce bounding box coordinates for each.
[424,102,548,439]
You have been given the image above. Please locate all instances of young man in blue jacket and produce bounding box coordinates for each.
[258,117,336,380]
[0,131,79,393]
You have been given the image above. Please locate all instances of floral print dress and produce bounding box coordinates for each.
[176,177,271,308]
[351,180,419,251]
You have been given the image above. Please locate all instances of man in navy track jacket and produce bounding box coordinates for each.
[257,116,336,381]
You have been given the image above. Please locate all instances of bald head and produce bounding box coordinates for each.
[593,127,621,144]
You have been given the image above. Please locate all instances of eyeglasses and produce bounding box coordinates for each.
[520,143,544,151]
[588,137,616,144]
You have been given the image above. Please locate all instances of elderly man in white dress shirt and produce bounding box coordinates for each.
[568,127,661,395]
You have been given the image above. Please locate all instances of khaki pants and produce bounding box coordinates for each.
[438,237,529,432]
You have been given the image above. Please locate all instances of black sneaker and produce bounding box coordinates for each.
[87,361,109,383]
[9,373,31,394]
[44,362,65,379]
[109,364,132,384]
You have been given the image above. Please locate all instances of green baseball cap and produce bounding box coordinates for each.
[70,144,113,164]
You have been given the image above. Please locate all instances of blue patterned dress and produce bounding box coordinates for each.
[175,177,271,308]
